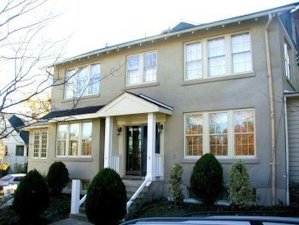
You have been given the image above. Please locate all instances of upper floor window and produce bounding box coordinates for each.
[284,42,291,81]
[56,122,92,157]
[126,51,157,86]
[65,64,100,99]
[184,32,252,81]
[184,109,255,158]
[185,42,202,80]
[33,130,47,158]
[16,145,25,156]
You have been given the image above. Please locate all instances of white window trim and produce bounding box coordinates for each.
[126,50,157,86]
[184,108,256,159]
[33,130,48,159]
[64,63,101,100]
[284,41,292,82]
[184,31,253,81]
[56,122,92,158]
[184,40,203,80]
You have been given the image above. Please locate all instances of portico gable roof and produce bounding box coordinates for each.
[97,92,173,117]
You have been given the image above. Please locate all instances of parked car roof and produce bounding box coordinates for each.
[121,216,299,225]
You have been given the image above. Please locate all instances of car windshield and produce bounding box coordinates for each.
[0,175,11,182]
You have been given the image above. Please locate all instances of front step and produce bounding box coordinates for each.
[122,178,144,199]
[69,213,88,222]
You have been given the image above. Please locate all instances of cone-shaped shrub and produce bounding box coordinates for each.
[169,163,184,205]
[228,161,253,206]
[47,161,69,195]
[86,168,127,225]
[190,153,223,205]
[13,169,49,224]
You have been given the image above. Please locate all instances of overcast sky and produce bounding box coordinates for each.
[49,0,298,58]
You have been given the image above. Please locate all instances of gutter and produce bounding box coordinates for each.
[283,95,290,205]
[265,13,276,205]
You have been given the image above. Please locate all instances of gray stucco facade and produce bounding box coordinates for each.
[27,3,299,206]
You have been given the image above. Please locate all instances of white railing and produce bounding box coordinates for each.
[111,155,120,173]
[154,154,163,178]
[71,180,86,215]
[127,177,151,211]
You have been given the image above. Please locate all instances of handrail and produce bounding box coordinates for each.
[79,194,87,206]
[126,177,151,210]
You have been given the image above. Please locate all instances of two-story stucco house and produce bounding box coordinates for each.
[26,3,299,207]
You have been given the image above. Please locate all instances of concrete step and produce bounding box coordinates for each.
[69,213,88,222]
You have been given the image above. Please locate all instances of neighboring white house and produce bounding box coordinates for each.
[1,115,28,171]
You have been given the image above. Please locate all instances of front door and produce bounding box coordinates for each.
[126,126,147,176]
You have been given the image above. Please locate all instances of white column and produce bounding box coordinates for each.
[71,179,81,214]
[104,116,113,168]
[147,113,156,180]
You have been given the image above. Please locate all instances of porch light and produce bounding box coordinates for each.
[158,124,163,133]
[117,127,122,135]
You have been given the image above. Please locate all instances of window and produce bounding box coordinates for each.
[234,110,255,156]
[126,51,157,86]
[208,38,226,76]
[184,33,252,81]
[284,42,291,81]
[232,33,252,73]
[65,64,100,99]
[184,109,255,158]
[185,42,202,80]
[15,145,24,156]
[185,114,203,156]
[33,130,48,158]
[56,122,92,157]
[209,112,228,156]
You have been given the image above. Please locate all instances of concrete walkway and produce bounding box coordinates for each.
[50,218,92,225]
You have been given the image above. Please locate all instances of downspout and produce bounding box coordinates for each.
[283,95,290,205]
[265,13,276,205]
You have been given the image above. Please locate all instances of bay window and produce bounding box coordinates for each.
[126,51,157,86]
[65,64,100,99]
[185,109,255,158]
[184,32,252,81]
[56,122,92,157]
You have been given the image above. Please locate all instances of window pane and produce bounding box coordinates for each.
[16,145,24,156]
[77,67,88,97]
[127,55,140,85]
[89,64,100,94]
[57,125,67,139]
[57,140,66,156]
[34,132,40,157]
[41,131,47,158]
[185,42,202,80]
[232,33,252,73]
[65,69,77,99]
[69,123,79,156]
[185,114,203,156]
[81,122,92,156]
[234,110,255,156]
[144,52,157,83]
[208,38,226,77]
[69,123,79,139]
[209,112,228,156]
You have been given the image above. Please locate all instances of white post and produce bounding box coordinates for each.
[147,113,156,180]
[104,116,113,168]
[71,179,81,214]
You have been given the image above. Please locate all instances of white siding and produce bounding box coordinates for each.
[287,98,299,183]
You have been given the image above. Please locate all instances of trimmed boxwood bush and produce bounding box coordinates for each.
[228,161,253,206]
[86,168,127,225]
[13,169,49,224]
[47,161,69,195]
[169,163,184,205]
[190,153,223,205]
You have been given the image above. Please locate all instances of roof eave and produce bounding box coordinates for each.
[55,4,297,66]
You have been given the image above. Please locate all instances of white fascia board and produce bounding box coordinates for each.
[48,113,99,123]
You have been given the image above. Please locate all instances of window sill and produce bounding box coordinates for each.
[182,157,259,164]
[182,72,255,86]
[125,81,160,90]
[62,93,100,103]
[31,157,47,161]
[55,156,93,162]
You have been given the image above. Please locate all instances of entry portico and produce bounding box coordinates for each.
[98,92,173,181]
